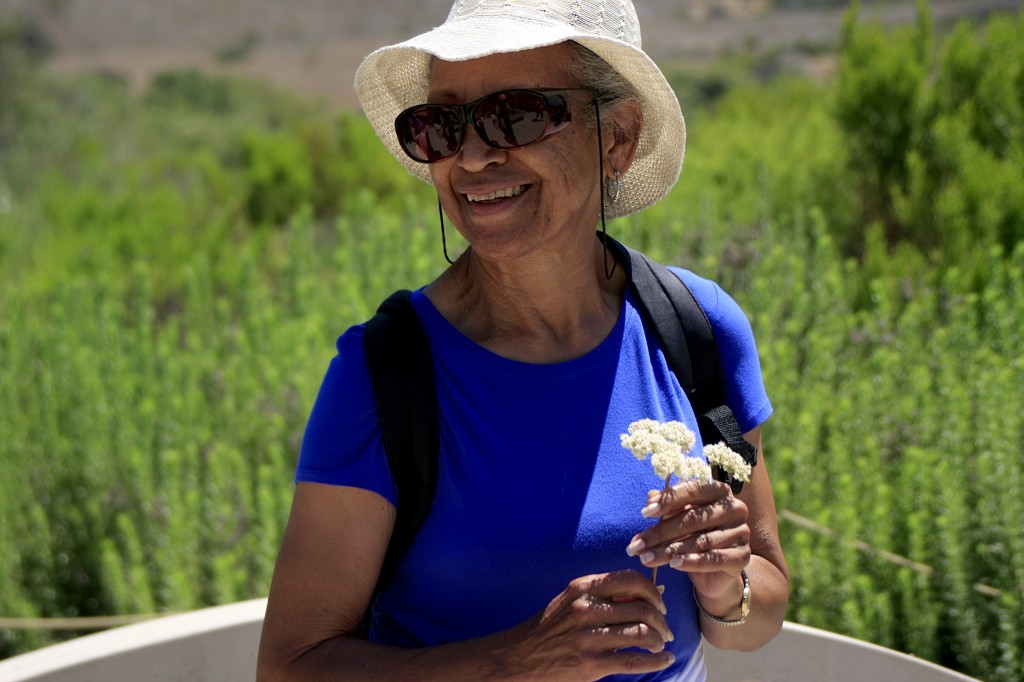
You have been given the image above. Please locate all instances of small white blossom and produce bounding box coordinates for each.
[649,450,673,479]
[660,420,696,455]
[621,419,712,587]
[621,419,702,482]
[620,419,665,462]
[704,442,752,483]
[676,456,714,484]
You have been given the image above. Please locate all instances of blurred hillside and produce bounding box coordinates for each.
[0,0,1020,107]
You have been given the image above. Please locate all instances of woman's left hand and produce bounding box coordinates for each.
[627,428,789,650]
[626,480,751,605]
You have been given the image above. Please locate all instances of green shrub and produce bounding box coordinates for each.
[834,1,1024,272]
[145,69,239,115]
[834,0,931,252]
[242,131,314,226]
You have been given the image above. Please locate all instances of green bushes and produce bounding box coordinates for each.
[746,217,1024,680]
[0,13,54,151]
[835,0,1024,266]
[835,0,931,248]
[0,207,440,658]
[243,131,315,225]
[1,3,1022,680]
[145,69,242,115]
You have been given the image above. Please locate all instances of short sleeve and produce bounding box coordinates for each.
[670,268,773,433]
[294,324,399,505]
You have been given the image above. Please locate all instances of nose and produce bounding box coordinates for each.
[457,122,506,172]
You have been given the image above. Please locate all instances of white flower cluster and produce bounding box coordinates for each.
[620,419,704,481]
[703,442,752,483]
[621,419,753,485]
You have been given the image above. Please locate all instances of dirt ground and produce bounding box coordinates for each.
[3,0,1021,108]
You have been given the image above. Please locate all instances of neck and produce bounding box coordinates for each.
[425,233,627,363]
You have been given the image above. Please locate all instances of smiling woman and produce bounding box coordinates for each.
[422,47,628,274]
[256,1,788,680]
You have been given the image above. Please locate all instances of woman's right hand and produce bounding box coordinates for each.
[260,486,674,681]
[495,569,676,681]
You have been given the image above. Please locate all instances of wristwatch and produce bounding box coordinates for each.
[694,569,750,626]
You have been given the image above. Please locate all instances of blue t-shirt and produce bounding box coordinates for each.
[296,268,772,680]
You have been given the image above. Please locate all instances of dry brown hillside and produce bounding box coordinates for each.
[1,0,1021,107]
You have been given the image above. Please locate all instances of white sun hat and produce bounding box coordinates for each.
[354,0,685,219]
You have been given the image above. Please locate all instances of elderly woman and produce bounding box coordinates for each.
[258,0,788,680]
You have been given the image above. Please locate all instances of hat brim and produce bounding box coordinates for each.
[354,15,684,219]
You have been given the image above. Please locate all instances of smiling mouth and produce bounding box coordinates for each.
[465,185,527,203]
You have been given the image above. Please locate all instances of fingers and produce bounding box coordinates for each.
[642,479,734,519]
[586,620,672,654]
[589,648,677,679]
[569,572,673,645]
[515,571,677,679]
[628,481,750,573]
[594,596,674,647]
[668,538,751,573]
[584,569,666,610]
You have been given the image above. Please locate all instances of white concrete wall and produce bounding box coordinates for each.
[703,622,979,682]
[0,600,265,682]
[0,599,980,682]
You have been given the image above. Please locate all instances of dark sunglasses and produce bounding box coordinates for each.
[394,88,593,164]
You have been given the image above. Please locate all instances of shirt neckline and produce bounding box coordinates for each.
[408,287,634,379]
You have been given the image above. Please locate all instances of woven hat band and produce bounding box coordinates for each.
[444,0,642,48]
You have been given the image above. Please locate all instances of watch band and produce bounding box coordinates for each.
[694,568,750,626]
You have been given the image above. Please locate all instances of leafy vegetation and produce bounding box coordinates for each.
[1,3,1022,680]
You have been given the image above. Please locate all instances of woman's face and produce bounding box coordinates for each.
[427,44,604,265]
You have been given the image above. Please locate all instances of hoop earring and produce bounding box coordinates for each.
[605,171,621,205]
[438,197,455,265]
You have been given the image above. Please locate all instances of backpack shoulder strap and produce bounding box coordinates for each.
[599,234,758,492]
[363,290,440,606]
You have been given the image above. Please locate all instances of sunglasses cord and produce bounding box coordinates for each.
[439,197,455,265]
[594,99,617,281]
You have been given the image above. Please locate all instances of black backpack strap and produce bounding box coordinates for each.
[599,234,758,493]
[362,290,440,629]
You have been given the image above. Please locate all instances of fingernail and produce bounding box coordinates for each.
[639,551,655,565]
[658,599,668,615]
[667,628,675,642]
[657,584,666,595]
[669,554,685,568]
[641,502,661,518]
[626,537,646,556]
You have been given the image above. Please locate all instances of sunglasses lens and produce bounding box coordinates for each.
[396,105,463,162]
[474,91,556,149]
[395,90,575,163]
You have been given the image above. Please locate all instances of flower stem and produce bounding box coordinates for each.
[651,474,672,586]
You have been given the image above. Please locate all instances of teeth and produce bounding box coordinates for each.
[466,185,525,202]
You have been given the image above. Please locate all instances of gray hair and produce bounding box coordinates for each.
[567,41,639,104]
[566,41,641,136]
